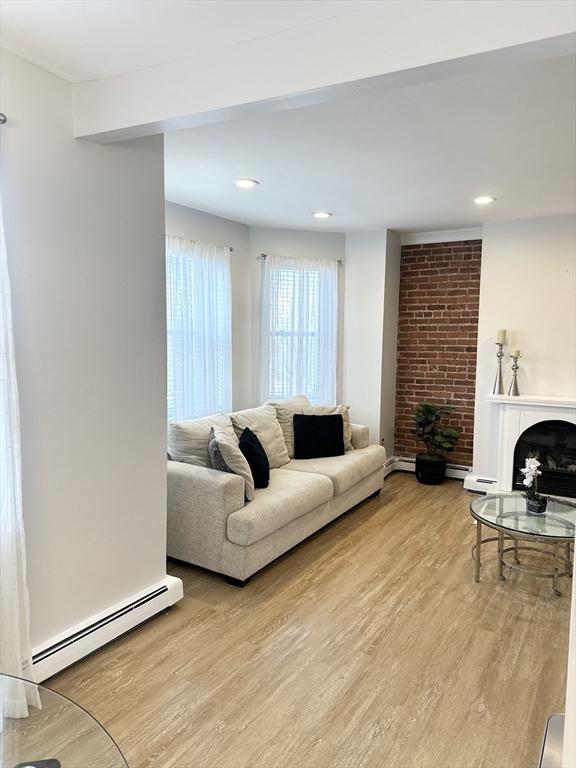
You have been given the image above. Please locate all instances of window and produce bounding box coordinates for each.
[166,236,232,420]
[258,255,338,404]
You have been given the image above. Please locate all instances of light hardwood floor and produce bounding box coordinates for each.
[49,473,572,768]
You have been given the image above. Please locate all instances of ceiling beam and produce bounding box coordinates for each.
[72,1,575,143]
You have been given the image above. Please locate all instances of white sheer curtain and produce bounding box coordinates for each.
[0,199,40,720]
[258,254,339,404]
[166,236,232,420]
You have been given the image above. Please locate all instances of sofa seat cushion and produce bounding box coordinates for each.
[226,468,334,546]
[283,444,386,495]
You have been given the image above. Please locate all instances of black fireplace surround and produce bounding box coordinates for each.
[513,420,576,498]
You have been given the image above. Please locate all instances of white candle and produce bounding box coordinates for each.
[511,349,520,358]
[497,329,507,344]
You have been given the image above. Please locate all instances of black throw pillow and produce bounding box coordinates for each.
[293,414,345,459]
[239,427,270,488]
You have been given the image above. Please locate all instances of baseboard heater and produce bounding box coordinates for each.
[32,575,183,681]
[392,456,471,480]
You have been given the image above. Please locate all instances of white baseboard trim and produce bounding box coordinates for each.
[32,574,183,681]
[384,456,471,481]
[463,472,498,493]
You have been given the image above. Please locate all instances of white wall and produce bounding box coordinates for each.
[343,230,401,449]
[472,215,576,481]
[564,579,576,768]
[1,49,173,649]
[165,202,252,410]
[248,226,346,404]
[381,231,402,454]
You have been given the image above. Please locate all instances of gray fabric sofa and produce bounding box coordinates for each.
[167,410,386,584]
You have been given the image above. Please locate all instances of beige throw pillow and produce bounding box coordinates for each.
[208,427,254,502]
[267,394,311,458]
[168,414,236,467]
[304,404,353,452]
[230,404,290,468]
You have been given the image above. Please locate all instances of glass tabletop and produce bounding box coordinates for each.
[1,674,127,768]
[470,493,576,539]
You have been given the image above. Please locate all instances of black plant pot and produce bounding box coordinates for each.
[526,495,548,515]
[415,453,447,485]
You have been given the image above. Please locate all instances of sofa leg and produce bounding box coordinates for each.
[225,575,252,588]
[370,489,381,499]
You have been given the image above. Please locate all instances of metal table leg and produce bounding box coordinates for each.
[498,531,505,581]
[553,542,561,596]
[475,521,482,583]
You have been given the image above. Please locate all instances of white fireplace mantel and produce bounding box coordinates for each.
[487,393,576,493]
[485,394,576,409]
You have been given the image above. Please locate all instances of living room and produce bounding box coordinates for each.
[1,2,575,767]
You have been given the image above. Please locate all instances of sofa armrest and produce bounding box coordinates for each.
[350,423,370,450]
[167,461,245,569]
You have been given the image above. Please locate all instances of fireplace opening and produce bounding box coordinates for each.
[513,420,576,498]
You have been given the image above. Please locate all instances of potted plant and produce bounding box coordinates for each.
[411,402,460,485]
[520,456,547,514]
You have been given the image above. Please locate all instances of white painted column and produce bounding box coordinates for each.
[343,230,400,452]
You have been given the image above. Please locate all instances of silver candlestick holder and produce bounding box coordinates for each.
[508,354,521,396]
[492,342,505,394]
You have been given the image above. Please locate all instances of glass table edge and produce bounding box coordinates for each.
[469,492,576,541]
[0,672,129,767]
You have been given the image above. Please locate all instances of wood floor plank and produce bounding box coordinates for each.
[47,474,571,768]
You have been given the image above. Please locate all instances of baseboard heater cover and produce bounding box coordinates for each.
[382,456,397,478]
[463,473,498,493]
[32,575,183,681]
[392,456,471,480]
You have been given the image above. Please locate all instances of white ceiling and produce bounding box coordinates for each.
[0,0,373,82]
[2,1,574,232]
[164,54,576,232]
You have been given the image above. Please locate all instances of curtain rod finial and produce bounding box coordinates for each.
[0,113,7,125]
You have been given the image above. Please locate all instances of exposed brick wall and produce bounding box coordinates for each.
[394,240,482,467]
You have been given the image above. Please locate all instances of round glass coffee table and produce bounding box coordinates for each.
[470,493,575,595]
[0,673,127,768]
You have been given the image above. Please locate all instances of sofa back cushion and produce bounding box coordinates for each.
[168,414,236,467]
[266,394,311,458]
[230,405,290,469]
[208,426,255,501]
[304,404,353,451]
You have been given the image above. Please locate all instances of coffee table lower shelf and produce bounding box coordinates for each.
[471,522,573,596]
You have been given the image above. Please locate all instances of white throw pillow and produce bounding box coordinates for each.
[208,427,254,502]
[267,394,311,459]
[304,404,353,451]
[230,404,290,468]
[168,414,236,467]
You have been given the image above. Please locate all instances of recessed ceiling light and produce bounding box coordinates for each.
[474,195,496,205]
[312,211,333,219]
[235,178,259,189]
